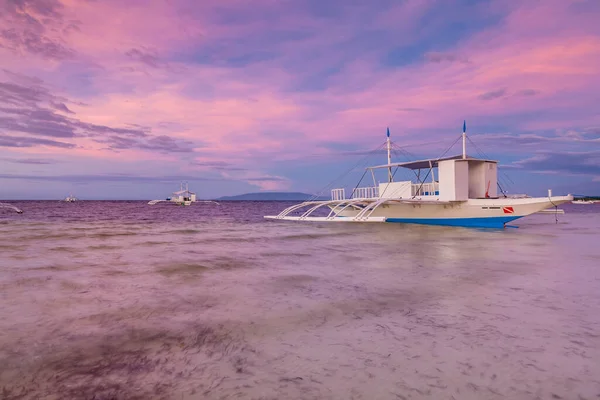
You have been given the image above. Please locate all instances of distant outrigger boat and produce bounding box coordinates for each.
[0,203,23,214]
[63,194,78,202]
[148,182,220,206]
[265,122,573,229]
[572,199,595,205]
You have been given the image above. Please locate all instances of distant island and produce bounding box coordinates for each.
[216,192,328,201]
[574,196,600,200]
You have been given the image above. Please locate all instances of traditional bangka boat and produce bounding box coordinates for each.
[265,123,573,228]
[63,194,78,202]
[0,203,23,214]
[571,199,595,205]
[148,182,220,206]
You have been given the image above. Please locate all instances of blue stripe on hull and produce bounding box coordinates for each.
[386,216,522,229]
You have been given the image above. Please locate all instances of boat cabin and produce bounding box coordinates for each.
[332,155,498,202]
[171,188,196,203]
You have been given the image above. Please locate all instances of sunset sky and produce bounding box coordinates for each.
[1,0,599,199]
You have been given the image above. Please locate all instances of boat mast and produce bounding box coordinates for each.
[386,127,392,182]
[462,120,467,159]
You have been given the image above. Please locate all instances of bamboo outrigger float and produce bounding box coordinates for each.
[265,123,573,228]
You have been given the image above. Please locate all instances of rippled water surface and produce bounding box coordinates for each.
[1,201,599,400]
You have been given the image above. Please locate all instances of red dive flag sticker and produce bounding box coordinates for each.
[502,206,514,214]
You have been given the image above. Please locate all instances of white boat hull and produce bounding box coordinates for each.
[265,195,573,228]
[336,197,572,228]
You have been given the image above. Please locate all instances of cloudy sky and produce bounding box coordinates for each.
[0,0,599,200]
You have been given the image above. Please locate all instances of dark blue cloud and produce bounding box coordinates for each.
[383,1,503,68]
[2,157,59,164]
[478,89,507,101]
[424,51,469,64]
[0,134,75,148]
[514,89,540,97]
[50,101,74,114]
[0,172,284,185]
[514,151,600,177]
[95,134,196,154]
[191,161,247,171]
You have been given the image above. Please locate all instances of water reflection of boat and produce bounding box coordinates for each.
[148,182,220,206]
[265,122,573,229]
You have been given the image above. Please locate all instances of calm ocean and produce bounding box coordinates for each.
[1,201,599,399]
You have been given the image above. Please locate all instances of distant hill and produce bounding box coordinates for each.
[216,192,327,201]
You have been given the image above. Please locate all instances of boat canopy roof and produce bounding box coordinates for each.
[368,154,497,170]
[173,189,195,195]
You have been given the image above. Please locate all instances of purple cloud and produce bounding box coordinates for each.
[478,89,507,101]
[50,101,74,114]
[125,47,163,68]
[0,75,198,153]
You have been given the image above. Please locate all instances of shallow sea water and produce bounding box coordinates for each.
[0,201,599,400]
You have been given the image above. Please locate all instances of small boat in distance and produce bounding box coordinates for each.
[572,199,595,204]
[63,194,78,202]
[148,182,220,206]
[0,203,23,214]
[265,122,573,229]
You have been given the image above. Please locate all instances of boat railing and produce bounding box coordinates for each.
[332,183,440,200]
[334,184,440,199]
[351,186,379,199]
[411,182,439,197]
[331,186,381,200]
[331,188,346,200]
